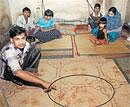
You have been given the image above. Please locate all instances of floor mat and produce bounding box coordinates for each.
[40,36,73,59]
[3,56,130,107]
[113,56,130,83]
[75,35,130,56]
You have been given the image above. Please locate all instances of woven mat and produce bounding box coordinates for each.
[75,35,130,55]
[1,25,130,106]
[113,56,130,83]
[4,56,130,107]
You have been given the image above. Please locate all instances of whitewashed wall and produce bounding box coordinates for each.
[8,0,99,24]
[8,0,127,24]
[8,0,42,24]
[103,0,128,23]
[43,0,97,21]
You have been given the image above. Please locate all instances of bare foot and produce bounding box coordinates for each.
[96,41,101,45]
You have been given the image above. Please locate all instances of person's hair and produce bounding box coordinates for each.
[94,3,101,9]
[9,25,27,38]
[44,9,54,17]
[22,7,31,13]
[99,17,107,25]
[108,7,117,15]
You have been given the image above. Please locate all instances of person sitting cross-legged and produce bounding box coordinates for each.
[90,17,109,46]
[104,7,122,42]
[34,9,61,43]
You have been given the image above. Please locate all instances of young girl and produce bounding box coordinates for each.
[34,9,61,43]
[89,17,109,46]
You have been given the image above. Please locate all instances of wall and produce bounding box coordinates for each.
[8,0,101,24]
[0,0,11,49]
[8,0,128,24]
[125,0,130,22]
[104,0,128,23]
[0,0,11,33]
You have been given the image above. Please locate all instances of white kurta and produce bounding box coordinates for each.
[16,15,36,31]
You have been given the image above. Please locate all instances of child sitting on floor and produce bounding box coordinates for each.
[34,9,61,43]
[89,17,109,46]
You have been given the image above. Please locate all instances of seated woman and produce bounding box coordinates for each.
[87,3,103,30]
[104,7,122,42]
[90,17,108,46]
[34,9,61,43]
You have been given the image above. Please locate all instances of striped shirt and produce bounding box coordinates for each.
[1,42,31,75]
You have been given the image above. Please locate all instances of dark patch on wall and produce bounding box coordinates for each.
[0,0,11,49]
[125,0,130,22]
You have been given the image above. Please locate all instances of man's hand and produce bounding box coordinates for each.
[41,81,56,93]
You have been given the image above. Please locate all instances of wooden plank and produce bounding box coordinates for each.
[40,36,73,58]
[75,35,130,56]
[40,36,72,50]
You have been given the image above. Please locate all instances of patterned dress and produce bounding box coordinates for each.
[34,17,61,43]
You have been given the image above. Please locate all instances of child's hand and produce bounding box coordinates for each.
[88,25,92,32]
